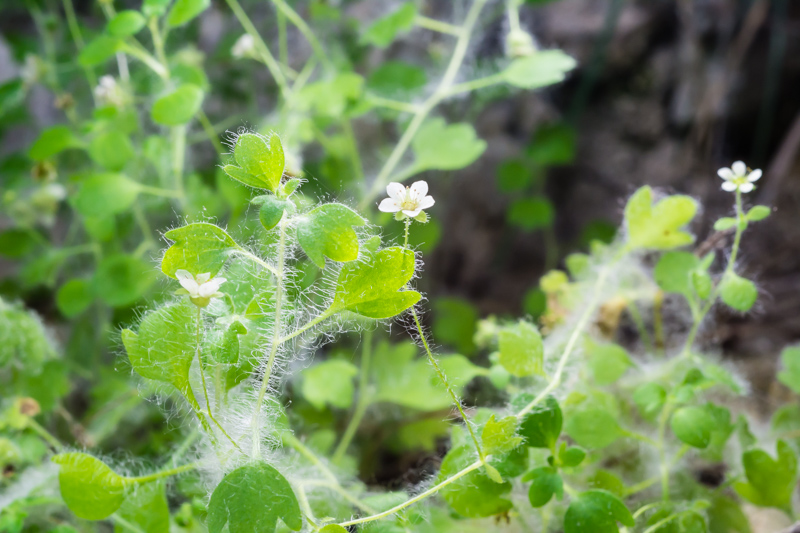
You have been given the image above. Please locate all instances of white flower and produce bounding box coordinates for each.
[175,270,226,306]
[378,181,435,218]
[232,34,256,59]
[94,75,125,108]
[717,161,762,193]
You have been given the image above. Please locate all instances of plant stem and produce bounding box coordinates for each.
[148,17,169,74]
[224,0,290,99]
[656,401,674,502]
[278,310,333,344]
[415,15,462,36]
[234,249,281,277]
[251,217,287,457]
[360,0,489,209]
[680,189,744,357]
[61,0,97,90]
[126,462,199,484]
[28,419,63,451]
[332,330,373,462]
[337,460,483,528]
[197,110,226,155]
[270,0,331,70]
[171,125,187,203]
[627,299,653,353]
[138,185,183,198]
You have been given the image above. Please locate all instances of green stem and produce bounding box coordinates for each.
[341,118,364,182]
[446,73,506,96]
[224,0,290,98]
[627,299,653,353]
[366,94,421,114]
[126,462,199,484]
[270,0,331,70]
[197,110,225,155]
[680,189,744,357]
[251,217,287,457]
[506,0,522,33]
[360,0,489,209]
[656,401,675,502]
[277,8,288,69]
[61,0,97,90]
[415,15,462,36]
[332,330,373,462]
[138,185,183,198]
[148,17,169,75]
[118,43,168,79]
[234,249,281,278]
[27,419,63,451]
[171,125,187,202]
[337,460,484,528]
[278,310,333,344]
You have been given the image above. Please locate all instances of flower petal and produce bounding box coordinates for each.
[196,272,211,284]
[386,182,406,201]
[179,278,200,296]
[739,182,754,193]
[732,161,747,176]
[403,207,422,217]
[717,168,734,180]
[721,181,738,192]
[198,283,217,298]
[747,169,762,182]
[379,198,402,212]
[409,180,428,200]
[175,269,193,281]
[418,196,435,210]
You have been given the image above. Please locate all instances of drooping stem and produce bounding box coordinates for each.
[171,125,187,202]
[197,110,225,155]
[126,462,199,484]
[332,329,373,462]
[251,216,287,457]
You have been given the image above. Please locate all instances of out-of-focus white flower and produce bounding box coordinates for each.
[232,34,256,59]
[717,161,762,193]
[20,54,43,87]
[379,181,435,218]
[94,75,125,108]
[175,270,226,307]
[505,29,538,58]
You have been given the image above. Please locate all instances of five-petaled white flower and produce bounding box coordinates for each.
[717,161,762,193]
[232,34,255,59]
[175,270,226,307]
[378,181,435,218]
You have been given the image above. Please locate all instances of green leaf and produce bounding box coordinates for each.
[162,222,239,278]
[625,186,698,250]
[114,482,169,533]
[0,229,37,258]
[143,0,170,17]
[107,10,146,37]
[714,217,737,231]
[507,197,554,231]
[88,130,134,171]
[746,205,771,222]
[482,415,522,455]
[559,445,586,467]
[692,269,713,300]
[209,321,247,364]
[437,444,512,517]
[301,360,358,410]
[253,195,289,231]
[523,466,563,507]
[585,339,632,385]
[122,300,197,394]
[29,125,82,161]
[208,462,302,533]
[296,203,366,267]
[93,254,154,307]
[503,50,577,90]
[528,123,576,166]
[223,133,285,191]
[778,345,800,394]
[411,118,486,172]
[654,251,700,297]
[719,272,757,312]
[565,407,622,449]
[371,341,484,411]
[734,440,797,511]
[498,320,544,377]
[79,35,122,67]
[671,406,715,449]
[433,298,478,355]
[564,490,634,533]
[516,394,562,449]
[151,84,204,126]
[320,526,348,533]
[497,159,534,193]
[367,60,427,98]
[633,383,666,420]
[329,247,420,319]
[51,453,127,520]
[167,0,210,26]
[708,495,752,533]
[73,173,140,218]
[361,2,417,48]
[56,279,93,318]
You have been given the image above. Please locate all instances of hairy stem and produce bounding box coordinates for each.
[332,330,373,462]
[251,217,287,457]
[126,462,199,484]
[270,0,331,70]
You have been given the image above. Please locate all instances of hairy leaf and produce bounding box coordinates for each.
[625,186,698,250]
[564,490,634,533]
[162,222,239,278]
[296,204,365,267]
[51,453,127,520]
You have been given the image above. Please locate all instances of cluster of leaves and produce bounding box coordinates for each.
[2,0,799,532]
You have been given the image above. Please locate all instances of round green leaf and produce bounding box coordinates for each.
[254,195,288,231]
[29,125,82,161]
[223,133,285,191]
[301,360,358,410]
[151,85,204,126]
[671,406,715,448]
[746,205,771,222]
[88,130,134,171]
[51,453,127,520]
[73,173,141,218]
[564,490,634,533]
[516,394,562,449]
[0,229,37,258]
[167,0,210,26]
[161,222,239,278]
[437,444,512,518]
[93,254,154,307]
[524,466,563,507]
[499,320,544,377]
[507,197,554,231]
[296,203,365,267]
[654,251,700,296]
[585,339,632,385]
[360,2,417,48]
[411,118,486,172]
[79,35,122,67]
[366,60,426,97]
[625,186,698,250]
[56,279,93,318]
[565,408,622,449]
[208,462,302,532]
[107,11,146,37]
[720,272,757,312]
[503,50,577,90]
